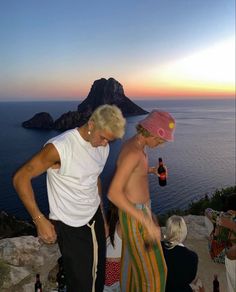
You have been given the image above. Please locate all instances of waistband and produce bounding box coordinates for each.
[134,201,151,210]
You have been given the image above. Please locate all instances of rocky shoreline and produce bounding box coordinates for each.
[0,215,227,292]
[0,211,36,240]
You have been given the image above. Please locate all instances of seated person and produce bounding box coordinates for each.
[205,208,236,264]
[217,210,236,292]
[162,215,204,292]
[103,203,122,292]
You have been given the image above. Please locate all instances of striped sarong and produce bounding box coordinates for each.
[119,203,167,292]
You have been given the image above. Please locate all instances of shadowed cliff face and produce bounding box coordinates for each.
[77,77,147,118]
[0,211,36,239]
[22,77,148,131]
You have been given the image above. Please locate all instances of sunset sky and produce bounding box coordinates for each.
[0,0,235,101]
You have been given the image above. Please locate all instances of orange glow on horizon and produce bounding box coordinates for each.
[123,80,235,99]
[2,37,235,101]
[123,38,235,99]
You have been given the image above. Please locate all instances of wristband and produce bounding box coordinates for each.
[33,214,45,224]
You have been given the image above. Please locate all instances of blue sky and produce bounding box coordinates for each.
[0,0,235,100]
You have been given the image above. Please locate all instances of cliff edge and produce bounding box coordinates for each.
[0,215,227,291]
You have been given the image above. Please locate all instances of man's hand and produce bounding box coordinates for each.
[148,167,158,175]
[141,209,161,243]
[35,217,57,244]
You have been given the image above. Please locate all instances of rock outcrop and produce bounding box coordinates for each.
[0,236,60,292]
[54,111,84,131]
[0,215,227,291]
[22,112,54,129]
[22,78,148,131]
[77,77,148,117]
[0,211,36,240]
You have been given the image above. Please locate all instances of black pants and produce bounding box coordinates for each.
[54,207,106,292]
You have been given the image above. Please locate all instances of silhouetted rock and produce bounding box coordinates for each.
[54,111,86,131]
[22,112,54,129]
[54,78,148,130]
[77,77,148,117]
[21,78,148,131]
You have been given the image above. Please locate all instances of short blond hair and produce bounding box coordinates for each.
[89,104,126,138]
[164,215,187,249]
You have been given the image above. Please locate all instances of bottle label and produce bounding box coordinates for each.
[160,173,166,180]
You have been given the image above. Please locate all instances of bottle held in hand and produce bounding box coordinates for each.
[157,157,167,186]
[35,273,42,292]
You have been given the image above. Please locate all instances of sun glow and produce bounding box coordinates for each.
[146,37,235,97]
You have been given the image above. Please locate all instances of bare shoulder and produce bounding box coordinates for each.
[13,143,60,179]
[24,143,60,171]
[36,143,60,163]
[118,138,142,164]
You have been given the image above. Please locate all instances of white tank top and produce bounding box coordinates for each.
[46,128,109,227]
[106,229,122,258]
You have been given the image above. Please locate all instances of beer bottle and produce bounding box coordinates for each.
[213,274,219,292]
[157,157,167,186]
[35,273,42,292]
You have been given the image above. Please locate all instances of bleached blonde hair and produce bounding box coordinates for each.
[89,104,126,138]
[164,215,187,249]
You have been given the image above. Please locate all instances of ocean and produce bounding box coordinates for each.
[0,99,235,220]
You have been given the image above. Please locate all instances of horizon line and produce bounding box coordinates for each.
[0,96,235,103]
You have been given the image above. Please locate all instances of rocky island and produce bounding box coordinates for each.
[22,78,148,131]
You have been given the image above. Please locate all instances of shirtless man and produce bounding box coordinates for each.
[108,110,176,292]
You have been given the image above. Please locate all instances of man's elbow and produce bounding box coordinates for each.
[12,169,27,192]
[12,170,21,191]
[107,187,116,203]
[107,191,113,203]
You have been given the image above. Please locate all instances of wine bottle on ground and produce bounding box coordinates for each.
[213,274,220,292]
[35,273,42,292]
[157,157,167,186]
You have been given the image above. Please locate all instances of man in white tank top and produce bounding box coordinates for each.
[13,105,126,292]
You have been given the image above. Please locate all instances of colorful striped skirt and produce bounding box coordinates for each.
[119,203,167,292]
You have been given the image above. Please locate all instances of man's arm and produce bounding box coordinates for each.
[13,143,59,243]
[148,166,158,175]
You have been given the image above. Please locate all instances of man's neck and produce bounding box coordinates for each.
[134,134,146,150]
[78,124,90,142]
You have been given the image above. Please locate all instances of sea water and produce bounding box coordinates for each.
[0,99,235,220]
